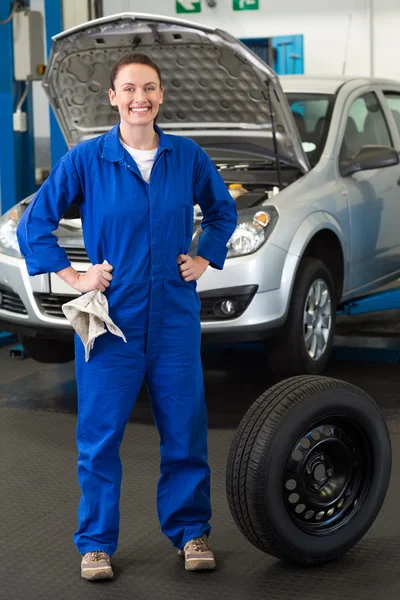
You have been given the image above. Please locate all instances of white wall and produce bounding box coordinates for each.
[102,0,400,79]
[62,1,90,31]
[373,1,400,78]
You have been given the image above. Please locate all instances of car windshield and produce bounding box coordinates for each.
[285,93,335,165]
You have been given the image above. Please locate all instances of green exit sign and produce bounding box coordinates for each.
[176,0,201,13]
[233,0,259,10]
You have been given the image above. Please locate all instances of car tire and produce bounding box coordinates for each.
[20,336,75,363]
[226,375,392,565]
[266,257,336,378]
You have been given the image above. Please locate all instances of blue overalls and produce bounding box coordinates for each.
[17,123,238,556]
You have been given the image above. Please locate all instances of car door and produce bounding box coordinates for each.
[338,88,400,292]
[379,87,400,266]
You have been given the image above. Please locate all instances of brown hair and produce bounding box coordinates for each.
[110,52,163,91]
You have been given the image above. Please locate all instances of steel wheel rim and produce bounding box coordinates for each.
[303,278,332,361]
[283,418,372,535]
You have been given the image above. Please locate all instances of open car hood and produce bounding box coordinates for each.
[44,12,309,172]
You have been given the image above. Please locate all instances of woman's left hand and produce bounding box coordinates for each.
[177,254,210,282]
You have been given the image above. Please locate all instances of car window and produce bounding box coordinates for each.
[340,92,392,162]
[383,92,400,136]
[290,99,330,133]
[286,93,334,166]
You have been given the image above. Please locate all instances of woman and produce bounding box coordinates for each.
[17,53,237,580]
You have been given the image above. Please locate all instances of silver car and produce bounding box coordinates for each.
[1,13,400,376]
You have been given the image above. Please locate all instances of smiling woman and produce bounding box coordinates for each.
[108,53,165,142]
[15,45,238,581]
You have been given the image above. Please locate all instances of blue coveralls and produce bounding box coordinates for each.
[17,123,238,556]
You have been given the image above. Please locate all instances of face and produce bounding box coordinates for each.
[109,63,164,127]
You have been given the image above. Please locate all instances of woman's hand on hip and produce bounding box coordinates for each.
[177,254,210,282]
[75,262,114,293]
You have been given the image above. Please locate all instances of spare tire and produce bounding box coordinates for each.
[226,376,391,565]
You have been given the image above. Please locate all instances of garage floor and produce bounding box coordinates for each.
[1,333,400,600]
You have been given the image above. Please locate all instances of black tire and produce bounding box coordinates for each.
[266,258,336,378]
[226,375,391,565]
[20,336,75,363]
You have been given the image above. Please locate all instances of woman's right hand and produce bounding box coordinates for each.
[75,262,114,293]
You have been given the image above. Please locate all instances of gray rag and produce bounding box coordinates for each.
[61,290,127,362]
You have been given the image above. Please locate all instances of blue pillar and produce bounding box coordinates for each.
[44,0,67,166]
[0,0,36,215]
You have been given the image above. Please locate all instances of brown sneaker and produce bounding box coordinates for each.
[81,551,113,580]
[178,535,216,571]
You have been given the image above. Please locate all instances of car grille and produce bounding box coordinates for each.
[64,247,89,262]
[34,293,76,318]
[0,287,28,315]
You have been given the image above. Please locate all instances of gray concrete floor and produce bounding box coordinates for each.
[1,336,400,429]
[1,336,400,599]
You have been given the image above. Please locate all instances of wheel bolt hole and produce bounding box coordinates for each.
[301,437,311,449]
[316,511,325,521]
[295,504,306,514]
[327,508,335,517]
[285,479,297,491]
[292,450,303,461]
[289,493,300,504]
[305,510,314,520]
[311,429,321,441]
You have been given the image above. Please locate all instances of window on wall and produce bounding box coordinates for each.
[340,92,392,162]
[383,92,400,136]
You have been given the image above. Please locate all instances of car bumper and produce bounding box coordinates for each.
[0,252,82,340]
[0,242,294,343]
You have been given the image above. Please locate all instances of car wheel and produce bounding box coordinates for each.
[226,376,391,565]
[20,336,75,363]
[266,257,336,377]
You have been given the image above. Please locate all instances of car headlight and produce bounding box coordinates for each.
[0,203,26,258]
[227,207,278,258]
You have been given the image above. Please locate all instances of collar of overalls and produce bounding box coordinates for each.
[101,122,174,163]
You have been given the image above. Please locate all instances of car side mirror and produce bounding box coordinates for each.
[340,146,400,177]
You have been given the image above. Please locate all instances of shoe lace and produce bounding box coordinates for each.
[186,535,209,553]
[86,551,109,562]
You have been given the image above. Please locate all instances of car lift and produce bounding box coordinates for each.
[0,0,65,359]
[338,287,400,316]
[334,287,400,364]
[0,332,30,359]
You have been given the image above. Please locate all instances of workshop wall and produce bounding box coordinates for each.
[102,0,399,80]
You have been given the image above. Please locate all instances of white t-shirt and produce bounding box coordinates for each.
[121,140,158,183]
